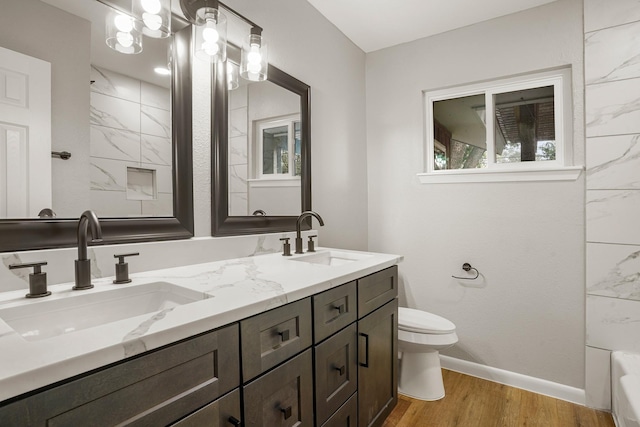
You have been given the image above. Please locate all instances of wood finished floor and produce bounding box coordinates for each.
[383,370,615,427]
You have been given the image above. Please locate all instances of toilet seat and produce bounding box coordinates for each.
[398,307,455,334]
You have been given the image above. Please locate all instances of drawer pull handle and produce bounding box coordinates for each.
[359,333,369,367]
[279,330,290,342]
[281,405,293,419]
[333,304,345,314]
[228,416,242,426]
[334,365,346,376]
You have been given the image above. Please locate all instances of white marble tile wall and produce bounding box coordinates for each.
[587,243,640,301]
[229,85,249,215]
[586,134,640,190]
[584,0,640,409]
[89,66,172,217]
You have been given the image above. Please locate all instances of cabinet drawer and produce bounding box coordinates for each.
[172,389,241,427]
[321,392,358,427]
[241,298,312,382]
[357,266,398,319]
[315,323,358,426]
[313,281,357,344]
[243,349,314,427]
[0,324,240,426]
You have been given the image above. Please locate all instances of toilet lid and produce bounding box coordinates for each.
[398,307,455,334]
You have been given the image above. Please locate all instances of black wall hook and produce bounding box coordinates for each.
[452,263,480,280]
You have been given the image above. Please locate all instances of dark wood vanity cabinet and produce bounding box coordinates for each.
[0,324,240,427]
[357,266,398,427]
[243,349,314,426]
[0,265,398,427]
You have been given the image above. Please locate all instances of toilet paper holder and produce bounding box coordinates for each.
[452,263,480,280]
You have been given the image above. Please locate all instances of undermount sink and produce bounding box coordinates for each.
[0,282,204,342]
[289,250,373,266]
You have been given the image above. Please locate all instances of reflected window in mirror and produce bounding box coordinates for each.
[257,115,301,178]
[424,67,572,175]
[225,64,307,219]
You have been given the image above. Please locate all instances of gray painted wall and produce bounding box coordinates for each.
[366,0,586,388]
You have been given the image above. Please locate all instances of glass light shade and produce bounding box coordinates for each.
[106,12,143,54]
[240,33,268,81]
[227,62,239,90]
[193,7,227,63]
[132,0,171,38]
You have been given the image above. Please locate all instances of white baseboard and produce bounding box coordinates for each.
[440,355,586,406]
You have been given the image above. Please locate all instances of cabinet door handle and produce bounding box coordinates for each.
[280,405,292,420]
[227,416,242,426]
[334,365,346,376]
[333,304,345,314]
[279,329,290,342]
[359,333,369,367]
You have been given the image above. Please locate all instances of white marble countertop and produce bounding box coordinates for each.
[0,247,402,402]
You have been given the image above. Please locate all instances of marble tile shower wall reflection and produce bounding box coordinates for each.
[89,66,172,217]
[584,0,640,410]
[229,84,249,215]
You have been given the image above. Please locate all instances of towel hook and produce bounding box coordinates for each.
[452,263,480,280]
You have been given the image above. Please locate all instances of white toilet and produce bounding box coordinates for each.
[398,307,458,401]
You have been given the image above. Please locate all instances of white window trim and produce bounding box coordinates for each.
[420,68,582,184]
[255,114,301,179]
[247,177,300,188]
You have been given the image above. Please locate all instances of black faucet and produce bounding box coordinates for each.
[295,210,324,254]
[73,210,103,290]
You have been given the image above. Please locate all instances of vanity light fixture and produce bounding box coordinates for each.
[105,11,143,54]
[179,0,268,82]
[240,27,268,81]
[188,0,227,62]
[132,0,171,38]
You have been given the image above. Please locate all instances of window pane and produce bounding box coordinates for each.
[294,121,301,176]
[433,94,487,169]
[263,125,289,174]
[494,86,555,163]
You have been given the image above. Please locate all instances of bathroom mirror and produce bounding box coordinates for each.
[0,0,193,252]
[212,58,311,236]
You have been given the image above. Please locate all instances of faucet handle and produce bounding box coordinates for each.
[307,235,317,253]
[280,238,292,257]
[9,261,51,298]
[113,252,139,284]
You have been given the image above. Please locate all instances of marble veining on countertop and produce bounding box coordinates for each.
[0,247,402,402]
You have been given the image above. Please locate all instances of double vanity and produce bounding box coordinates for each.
[0,248,402,427]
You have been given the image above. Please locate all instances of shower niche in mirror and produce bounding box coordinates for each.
[0,0,193,251]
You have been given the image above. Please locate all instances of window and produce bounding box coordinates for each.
[256,115,301,179]
[420,68,581,183]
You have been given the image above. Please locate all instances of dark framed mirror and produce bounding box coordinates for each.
[0,1,193,252]
[212,61,311,236]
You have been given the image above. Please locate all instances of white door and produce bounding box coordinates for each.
[0,46,51,217]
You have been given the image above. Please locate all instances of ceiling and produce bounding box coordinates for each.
[306,0,558,53]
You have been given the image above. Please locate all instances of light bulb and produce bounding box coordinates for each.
[143,12,162,31]
[247,44,261,64]
[114,14,133,32]
[117,31,134,48]
[202,22,219,43]
[247,62,262,74]
[141,0,161,14]
[202,41,219,56]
